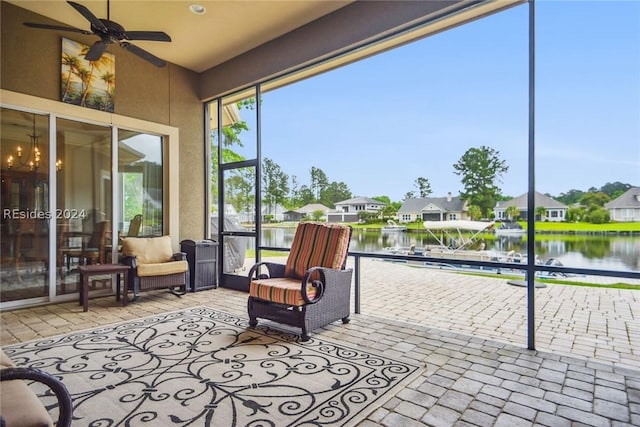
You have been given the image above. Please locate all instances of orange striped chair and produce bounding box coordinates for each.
[248,222,353,341]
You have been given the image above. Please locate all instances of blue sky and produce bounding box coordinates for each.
[260,1,640,202]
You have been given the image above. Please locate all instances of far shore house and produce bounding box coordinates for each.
[328,197,385,223]
[262,203,287,222]
[283,203,332,221]
[604,187,640,222]
[397,193,467,223]
[494,191,568,222]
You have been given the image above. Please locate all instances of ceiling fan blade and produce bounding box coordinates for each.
[24,22,92,35]
[124,31,172,42]
[67,1,108,33]
[85,41,109,61]
[121,42,167,67]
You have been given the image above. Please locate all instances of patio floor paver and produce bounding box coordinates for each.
[1,260,639,426]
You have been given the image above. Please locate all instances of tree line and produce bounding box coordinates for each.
[261,146,633,224]
[215,101,633,223]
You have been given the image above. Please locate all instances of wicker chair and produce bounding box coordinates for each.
[120,236,189,301]
[247,222,352,341]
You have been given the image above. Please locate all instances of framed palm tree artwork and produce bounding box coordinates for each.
[61,38,115,112]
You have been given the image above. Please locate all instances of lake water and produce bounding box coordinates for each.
[261,228,640,272]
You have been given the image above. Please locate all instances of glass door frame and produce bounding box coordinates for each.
[1,90,180,310]
[212,86,261,291]
[217,159,260,290]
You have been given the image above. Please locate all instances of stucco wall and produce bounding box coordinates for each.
[0,1,205,242]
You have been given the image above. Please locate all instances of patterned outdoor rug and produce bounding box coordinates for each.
[3,307,423,426]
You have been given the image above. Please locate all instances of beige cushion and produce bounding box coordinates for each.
[0,349,14,368]
[137,260,188,277]
[0,380,54,427]
[0,349,54,427]
[121,236,174,265]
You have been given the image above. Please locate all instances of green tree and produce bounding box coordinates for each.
[262,158,289,208]
[311,210,324,221]
[579,191,610,209]
[404,191,416,200]
[505,206,520,221]
[414,177,432,198]
[297,185,315,206]
[599,181,631,198]
[380,204,397,220]
[466,205,482,220]
[310,167,329,200]
[225,168,255,217]
[556,189,585,206]
[453,146,508,218]
[372,195,391,205]
[288,175,300,208]
[319,181,352,208]
[210,100,253,213]
[123,173,143,222]
[535,206,547,221]
[566,206,585,222]
[586,207,610,224]
[357,211,378,224]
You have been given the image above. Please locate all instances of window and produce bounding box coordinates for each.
[118,131,164,237]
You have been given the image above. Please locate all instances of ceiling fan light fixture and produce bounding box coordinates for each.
[189,4,206,15]
[23,1,172,67]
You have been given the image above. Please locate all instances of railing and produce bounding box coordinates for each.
[259,246,640,315]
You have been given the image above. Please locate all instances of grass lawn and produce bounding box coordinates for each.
[353,221,640,233]
[522,221,640,232]
[457,271,639,290]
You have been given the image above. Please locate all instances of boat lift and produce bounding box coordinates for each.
[423,220,496,251]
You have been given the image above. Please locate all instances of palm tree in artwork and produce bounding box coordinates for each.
[75,66,91,105]
[100,71,115,111]
[61,53,80,102]
[79,46,113,107]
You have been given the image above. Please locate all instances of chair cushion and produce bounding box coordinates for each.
[0,350,13,368]
[0,379,54,427]
[0,350,54,427]
[250,277,317,306]
[284,223,351,280]
[121,236,174,265]
[137,260,189,277]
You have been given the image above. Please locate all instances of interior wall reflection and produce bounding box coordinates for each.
[55,117,112,296]
[1,109,50,302]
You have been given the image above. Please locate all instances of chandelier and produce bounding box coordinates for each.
[6,114,62,172]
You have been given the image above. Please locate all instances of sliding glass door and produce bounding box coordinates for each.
[55,118,112,296]
[1,106,168,309]
[1,109,51,303]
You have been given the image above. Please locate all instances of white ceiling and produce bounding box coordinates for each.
[7,0,353,73]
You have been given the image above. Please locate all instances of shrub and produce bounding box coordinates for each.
[586,208,610,224]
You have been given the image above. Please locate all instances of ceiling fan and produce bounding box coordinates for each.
[24,0,171,67]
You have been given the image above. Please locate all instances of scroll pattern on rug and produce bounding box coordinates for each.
[4,307,422,426]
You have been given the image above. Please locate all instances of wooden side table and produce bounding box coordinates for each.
[78,264,131,312]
